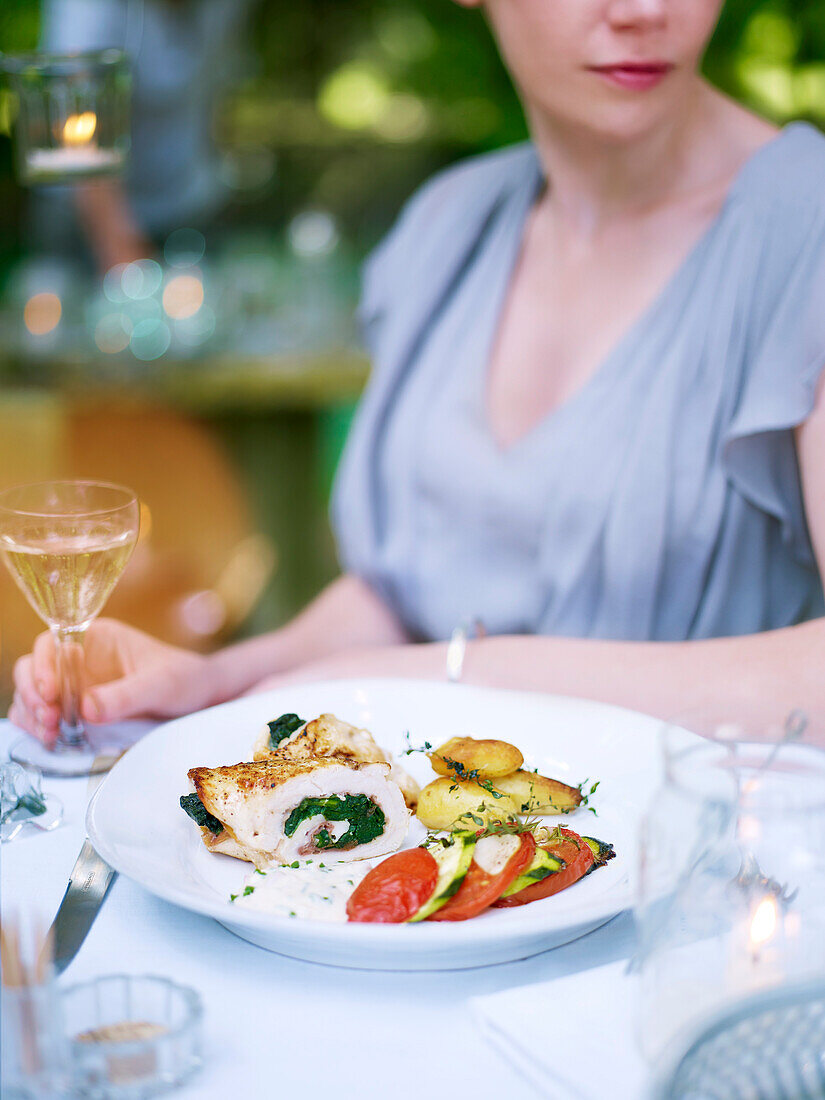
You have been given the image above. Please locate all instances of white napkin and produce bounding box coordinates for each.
[470,959,649,1100]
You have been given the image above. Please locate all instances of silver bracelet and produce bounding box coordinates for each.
[446,619,485,683]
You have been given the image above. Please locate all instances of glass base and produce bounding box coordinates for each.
[9,736,122,778]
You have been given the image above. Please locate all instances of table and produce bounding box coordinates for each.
[1,720,638,1099]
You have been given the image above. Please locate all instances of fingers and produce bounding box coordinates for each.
[81,664,174,724]
[32,632,59,704]
[12,654,60,736]
[8,691,57,747]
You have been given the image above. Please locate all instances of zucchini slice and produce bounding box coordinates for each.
[581,836,616,875]
[409,832,477,922]
[499,845,565,899]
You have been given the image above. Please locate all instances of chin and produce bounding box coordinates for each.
[529,69,694,147]
[553,91,688,147]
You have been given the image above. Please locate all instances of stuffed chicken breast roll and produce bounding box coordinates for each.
[183,755,409,868]
[253,712,421,811]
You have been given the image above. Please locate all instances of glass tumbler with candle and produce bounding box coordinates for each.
[0,480,140,778]
[1,49,130,186]
[635,710,825,1073]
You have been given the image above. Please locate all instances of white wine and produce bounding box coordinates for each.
[0,528,136,629]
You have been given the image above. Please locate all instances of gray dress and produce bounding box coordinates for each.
[332,123,825,643]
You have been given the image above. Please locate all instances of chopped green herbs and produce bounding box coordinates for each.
[243,885,255,896]
[180,793,223,836]
[230,893,238,902]
[284,794,385,851]
[267,713,305,749]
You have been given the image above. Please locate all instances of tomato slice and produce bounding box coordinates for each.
[428,832,536,922]
[493,827,594,908]
[347,848,439,923]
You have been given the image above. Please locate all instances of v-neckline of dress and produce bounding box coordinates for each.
[477,124,797,460]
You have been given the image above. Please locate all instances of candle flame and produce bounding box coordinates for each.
[63,111,97,146]
[750,895,778,948]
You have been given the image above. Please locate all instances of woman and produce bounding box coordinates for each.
[11,0,825,740]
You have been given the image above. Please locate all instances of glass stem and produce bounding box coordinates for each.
[52,626,88,749]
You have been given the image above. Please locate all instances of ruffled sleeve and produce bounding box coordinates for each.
[723,198,825,566]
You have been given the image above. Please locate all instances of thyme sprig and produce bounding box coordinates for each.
[576,778,601,817]
[403,733,506,799]
[402,732,432,756]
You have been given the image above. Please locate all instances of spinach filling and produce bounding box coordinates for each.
[180,793,223,836]
[268,713,305,750]
[284,794,385,851]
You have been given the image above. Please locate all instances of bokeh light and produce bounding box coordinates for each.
[23,292,61,335]
[94,313,132,354]
[178,589,227,637]
[164,228,206,268]
[103,263,130,304]
[162,274,204,320]
[376,11,436,63]
[174,305,216,348]
[373,95,429,142]
[121,259,163,301]
[318,63,391,130]
[288,211,339,258]
[130,317,171,361]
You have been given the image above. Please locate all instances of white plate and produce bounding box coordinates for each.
[87,679,662,970]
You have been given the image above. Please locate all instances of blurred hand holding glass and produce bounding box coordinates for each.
[635,711,825,1089]
[0,480,139,777]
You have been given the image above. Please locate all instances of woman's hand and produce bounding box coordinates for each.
[247,642,448,695]
[10,618,211,746]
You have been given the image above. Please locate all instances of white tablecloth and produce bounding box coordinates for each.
[1,720,641,1100]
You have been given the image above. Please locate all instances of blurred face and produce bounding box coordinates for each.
[457,0,725,142]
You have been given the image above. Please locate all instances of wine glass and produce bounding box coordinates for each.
[0,480,140,777]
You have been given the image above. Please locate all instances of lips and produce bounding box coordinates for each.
[590,62,674,92]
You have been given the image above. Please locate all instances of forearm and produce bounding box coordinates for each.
[205,574,410,704]
[460,619,824,723]
[74,180,152,272]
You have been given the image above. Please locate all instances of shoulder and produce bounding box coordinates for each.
[740,123,825,214]
[396,142,538,225]
[362,143,538,298]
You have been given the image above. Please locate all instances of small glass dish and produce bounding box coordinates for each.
[61,975,202,1099]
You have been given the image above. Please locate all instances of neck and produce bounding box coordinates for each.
[527,79,718,232]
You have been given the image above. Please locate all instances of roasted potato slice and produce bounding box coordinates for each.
[492,771,583,814]
[429,736,524,780]
[415,777,522,831]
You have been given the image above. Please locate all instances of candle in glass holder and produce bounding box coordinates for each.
[1,49,130,186]
[26,110,125,180]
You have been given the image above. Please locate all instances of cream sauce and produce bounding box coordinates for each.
[232,858,374,922]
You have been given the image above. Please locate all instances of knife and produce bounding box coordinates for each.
[48,760,119,976]
[50,838,116,975]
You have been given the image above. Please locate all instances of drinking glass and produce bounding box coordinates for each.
[0,480,139,777]
[635,709,825,1078]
